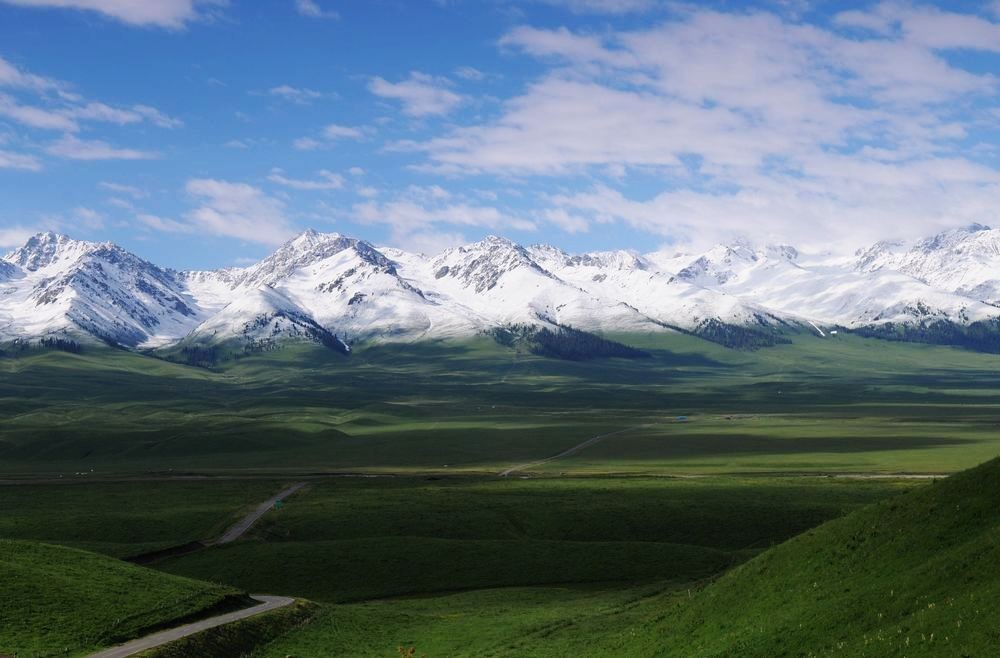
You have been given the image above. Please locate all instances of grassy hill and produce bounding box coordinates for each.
[0,540,242,657]
[252,459,1000,656]
[614,456,1000,656]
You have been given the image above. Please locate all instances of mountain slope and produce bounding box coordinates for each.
[530,245,788,333]
[857,224,1000,305]
[619,457,1000,656]
[183,286,348,353]
[670,240,997,328]
[418,236,664,333]
[0,539,240,657]
[1,233,201,347]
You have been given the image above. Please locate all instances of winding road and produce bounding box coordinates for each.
[215,482,306,544]
[499,424,652,477]
[85,483,307,657]
[86,595,295,658]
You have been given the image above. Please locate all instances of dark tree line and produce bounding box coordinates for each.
[180,345,222,367]
[487,323,650,361]
[853,319,1000,354]
[693,319,792,351]
[1,337,83,357]
[39,337,83,353]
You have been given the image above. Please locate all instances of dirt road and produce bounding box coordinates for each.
[499,425,652,477]
[215,482,305,544]
[86,595,294,658]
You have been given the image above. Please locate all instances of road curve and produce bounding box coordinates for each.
[215,482,306,544]
[86,595,295,658]
[499,424,652,477]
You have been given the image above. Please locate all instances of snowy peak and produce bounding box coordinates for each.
[5,232,100,272]
[5,225,1000,354]
[854,239,907,272]
[677,243,759,286]
[432,235,551,293]
[854,225,1000,305]
[234,231,395,289]
[915,223,994,255]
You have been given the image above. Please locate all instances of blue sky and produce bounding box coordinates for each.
[0,0,999,269]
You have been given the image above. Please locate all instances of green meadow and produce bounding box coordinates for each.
[2,332,1000,476]
[3,332,1000,655]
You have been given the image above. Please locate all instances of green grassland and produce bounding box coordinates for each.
[2,332,1000,476]
[0,539,241,657]
[149,475,912,654]
[4,332,1000,655]
[0,479,287,557]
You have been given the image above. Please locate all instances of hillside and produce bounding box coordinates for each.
[616,456,1000,656]
[0,539,242,657]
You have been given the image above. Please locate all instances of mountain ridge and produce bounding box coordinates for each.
[3,225,1000,354]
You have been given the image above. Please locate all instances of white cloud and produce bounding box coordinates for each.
[533,0,659,14]
[353,193,535,237]
[293,124,366,150]
[132,104,183,128]
[0,93,78,131]
[393,229,468,256]
[369,72,463,117]
[542,207,590,234]
[0,55,64,93]
[267,168,344,190]
[267,85,324,104]
[454,66,485,81]
[137,213,195,234]
[404,6,1000,247]
[73,206,104,229]
[348,166,365,176]
[322,123,365,139]
[0,0,225,28]
[0,225,40,248]
[99,181,146,198]
[293,137,322,151]
[294,0,337,18]
[0,148,42,171]
[62,102,181,128]
[185,178,296,245]
[46,135,158,160]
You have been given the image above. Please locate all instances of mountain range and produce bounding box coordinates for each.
[3,224,1000,355]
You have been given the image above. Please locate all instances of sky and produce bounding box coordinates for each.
[0,0,999,269]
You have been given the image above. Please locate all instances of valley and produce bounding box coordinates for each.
[2,333,1000,655]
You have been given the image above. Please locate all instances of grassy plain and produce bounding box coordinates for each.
[0,479,287,557]
[1,332,999,476]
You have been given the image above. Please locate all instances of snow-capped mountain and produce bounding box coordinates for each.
[1,232,201,347]
[3,225,1000,354]
[423,236,661,333]
[855,224,1000,305]
[528,245,786,332]
[666,238,996,328]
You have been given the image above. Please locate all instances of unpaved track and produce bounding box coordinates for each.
[215,482,305,544]
[86,595,295,658]
[499,425,653,477]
